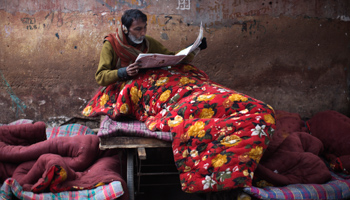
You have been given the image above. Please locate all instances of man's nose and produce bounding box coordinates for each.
[141,29,146,36]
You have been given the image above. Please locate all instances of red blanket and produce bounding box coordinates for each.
[0,122,128,200]
[254,110,331,187]
[83,64,275,193]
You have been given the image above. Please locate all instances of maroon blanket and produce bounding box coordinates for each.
[0,122,128,200]
[254,110,332,186]
[307,110,350,174]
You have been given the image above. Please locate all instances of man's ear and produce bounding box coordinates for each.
[122,24,128,35]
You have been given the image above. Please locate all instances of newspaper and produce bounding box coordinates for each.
[136,22,203,69]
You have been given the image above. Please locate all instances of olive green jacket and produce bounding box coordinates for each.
[95,36,195,86]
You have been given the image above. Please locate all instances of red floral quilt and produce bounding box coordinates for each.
[83,64,275,193]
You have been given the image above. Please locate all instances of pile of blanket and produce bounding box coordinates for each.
[0,122,128,200]
[253,110,331,187]
[83,64,276,193]
[244,110,350,199]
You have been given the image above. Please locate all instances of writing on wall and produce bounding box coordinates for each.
[177,0,190,10]
[95,0,149,12]
[21,17,39,30]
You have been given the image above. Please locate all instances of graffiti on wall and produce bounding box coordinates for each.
[95,0,149,12]
[194,0,271,33]
[21,17,39,30]
[177,0,190,10]
[0,71,26,117]
[20,11,79,30]
[149,14,184,31]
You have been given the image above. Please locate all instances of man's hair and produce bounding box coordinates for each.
[121,9,147,29]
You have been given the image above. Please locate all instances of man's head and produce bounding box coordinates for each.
[121,9,147,45]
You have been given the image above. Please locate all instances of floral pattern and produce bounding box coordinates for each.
[83,64,275,193]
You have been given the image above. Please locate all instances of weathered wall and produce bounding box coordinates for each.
[0,0,349,126]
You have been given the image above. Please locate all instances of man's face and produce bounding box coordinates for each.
[127,19,147,44]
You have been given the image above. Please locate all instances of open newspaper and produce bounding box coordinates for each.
[136,23,203,69]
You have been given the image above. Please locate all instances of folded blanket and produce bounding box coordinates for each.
[0,122,128,200]
[244,171,350,200]
[1,178,124,200]
[307,110,350,174]
[98,116,173,141]
[83,64,276,193]
[254,110,331,186]
[0,121,46,146]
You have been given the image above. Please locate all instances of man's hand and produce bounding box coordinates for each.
[126,61,141,76]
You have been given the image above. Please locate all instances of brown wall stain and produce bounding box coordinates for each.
[0,0,349,125]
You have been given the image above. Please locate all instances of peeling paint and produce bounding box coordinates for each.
[0,71,26,117]
[46,116,70,128]
[4,25,13,37]
[95,0,148,12]
[38,100,46,106]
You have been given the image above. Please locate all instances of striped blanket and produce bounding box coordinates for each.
[244,171,350,199]
[97,116,173,141]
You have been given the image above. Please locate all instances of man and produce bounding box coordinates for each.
[95,9,207,86]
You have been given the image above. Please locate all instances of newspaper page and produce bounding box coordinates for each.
[136,22,203,69]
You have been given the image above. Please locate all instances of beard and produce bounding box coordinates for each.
[128,33,145,44]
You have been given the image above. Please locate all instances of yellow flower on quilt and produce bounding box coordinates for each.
[179,77,195,85]
[159,90,171,102]
[239,109,249,114]
[190,149,199,157]
[228,94,248,102]
[182,149,189,158]
[187,121,206,138]
[202,155,208,161]
[197,94,216,101]
[138,89,142,98]
[264,114,275,124]
[238,152,251,162]
[243,169,249,177]
[168,115,183,127]
[249,146,263,163]
[194,160,200,166]
[183,64,196,71]
[155,77,169,86]
[184,166,191,172]
[82,106,92,116]
[58,167,67,181]
[148,122,157,130]
[120,82,126,90]
[199,108,215,119]
[223,98,233,108]
[267,104,275,112]
[212,154,227,168]
[220,135,242,147]
[130,86,139,105]
[120,103,129,114]
[230,112,238,116]
[99,93,109,106]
